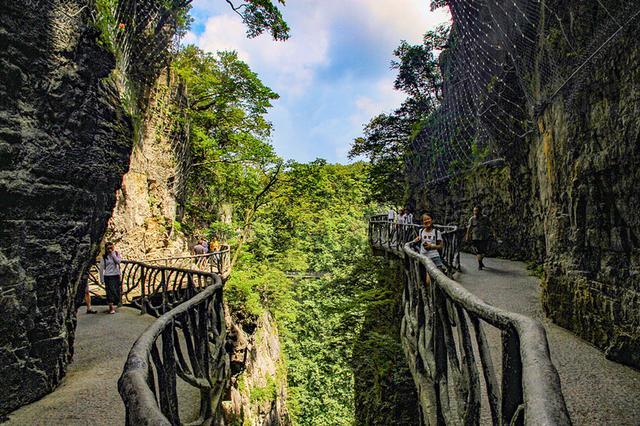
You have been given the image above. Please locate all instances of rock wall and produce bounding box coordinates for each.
[534,8,640,367]
[0,0,132,415]
[419,1,639,368]
[105,69,191,260]
[223,312,291,425]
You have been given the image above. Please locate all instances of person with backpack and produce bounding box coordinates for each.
[465,205,495,270]
[99,242,122,314]
[412,213,444,270]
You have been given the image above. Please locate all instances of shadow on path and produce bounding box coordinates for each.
[5,307,155,425]
[455,253,640,425]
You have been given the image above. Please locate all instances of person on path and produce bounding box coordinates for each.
[193,238,207,255]
[84,284,96,314]
[405,209,414,225]
[398,208,407,224]
[99,242,121,314]
[412,213,444,269]
[465,205,495,270]
[388,208,396,222]
[209,237,221,252]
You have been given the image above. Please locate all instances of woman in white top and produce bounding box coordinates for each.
[412,213,444,269]
[99,242,122,314]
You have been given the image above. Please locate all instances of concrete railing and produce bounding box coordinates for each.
[369,217,571,425]
[118,276,229,425]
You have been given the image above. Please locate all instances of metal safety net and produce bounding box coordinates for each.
[408,0,640,185]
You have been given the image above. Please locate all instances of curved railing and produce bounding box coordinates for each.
[87,260,218,316]
[143,245,232,278]
[86,247,231,310]
[118,276,229,425]
[368,216,462,272]
[369,217,571,425]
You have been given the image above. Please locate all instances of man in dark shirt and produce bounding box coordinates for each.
[465,206,495,270]
[193,238,207,255]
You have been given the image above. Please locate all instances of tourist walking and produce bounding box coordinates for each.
[99,242,121,314]
[413,213,444,269]
[465,205,495,270]
[398,208,407,224]
[84,283,97,314]
[193,238,207,255]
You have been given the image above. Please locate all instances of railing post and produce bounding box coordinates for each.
[161,268,168,314]
[502,327,524,425]
[140,265,147,315]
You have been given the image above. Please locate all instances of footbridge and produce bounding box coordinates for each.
[6,248,232,425]
[369,216,640,425]
[6,226,640,425]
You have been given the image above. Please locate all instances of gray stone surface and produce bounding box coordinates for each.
[455,253,640,425]
[0,0,133,415]
[3,308,155,425]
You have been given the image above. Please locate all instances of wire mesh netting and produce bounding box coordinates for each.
[409,0,640,185]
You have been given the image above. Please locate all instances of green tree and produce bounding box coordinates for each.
[174,46,284,265]
[350,25,450,206]
[172,0,290,40]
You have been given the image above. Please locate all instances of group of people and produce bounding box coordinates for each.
[388,208,414,224]
[193,236,223,255]
[388,205,495,272]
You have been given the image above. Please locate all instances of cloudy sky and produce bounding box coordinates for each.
[184,0,450,163]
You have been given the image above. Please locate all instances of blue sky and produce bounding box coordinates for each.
[184,0,450,163]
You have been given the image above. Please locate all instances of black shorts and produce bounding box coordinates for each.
[472,240,489,255]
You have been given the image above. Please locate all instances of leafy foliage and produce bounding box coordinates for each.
[171,20,417,423]
[224,0,290,40]
[350,26,450,206]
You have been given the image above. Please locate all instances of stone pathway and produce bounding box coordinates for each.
[454,253,640,426]
[4,307,156,426]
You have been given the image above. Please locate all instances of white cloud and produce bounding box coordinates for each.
[191,5,330,97]
[187,0,450,163]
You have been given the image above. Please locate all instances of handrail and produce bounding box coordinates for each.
[118,276,229,425]
[87,260,219,316]
[142,245,232,277]
[142,244,230,262]
[368,217,571,425]
[86,247,231,311]
[368,217,462,272]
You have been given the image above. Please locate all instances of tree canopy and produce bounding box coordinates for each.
[350,25,450,207]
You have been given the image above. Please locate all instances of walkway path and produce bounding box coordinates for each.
[455,253,640,425]
[4,308,155,425]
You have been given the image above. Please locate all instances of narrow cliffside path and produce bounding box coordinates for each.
[4,308,156,425]
[455,253,640,425]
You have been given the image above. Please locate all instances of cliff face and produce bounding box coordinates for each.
[105,69,191,260]
[534,15,640,367]
[421,1,639,368]
[0,0,132,414]
[224,313,291,426]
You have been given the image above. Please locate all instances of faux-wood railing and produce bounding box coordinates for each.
[118,278,229,425]
[369,218,571,425]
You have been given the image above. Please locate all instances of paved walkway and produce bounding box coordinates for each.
[455,253,640,426]
[4,307,156,425]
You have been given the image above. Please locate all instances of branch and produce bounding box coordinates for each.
[225,0,248,18]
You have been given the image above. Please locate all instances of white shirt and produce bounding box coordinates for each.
[419,228,441,259]
[388,209,395,221]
